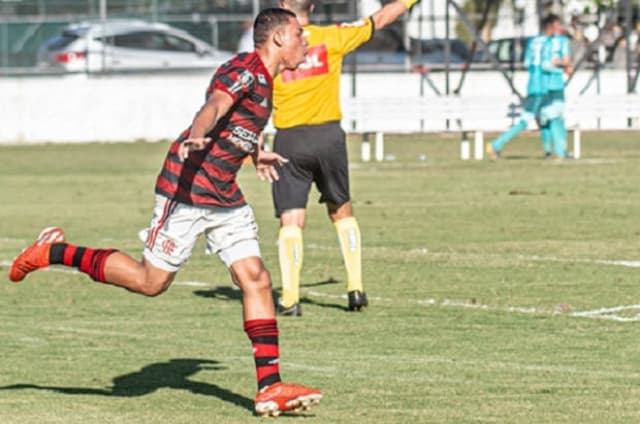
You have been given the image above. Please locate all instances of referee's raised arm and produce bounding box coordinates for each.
[370,0,420,32]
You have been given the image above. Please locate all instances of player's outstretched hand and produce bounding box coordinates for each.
[178,137,212,162]
[255,151,289,183]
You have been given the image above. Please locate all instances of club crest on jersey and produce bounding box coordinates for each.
[281,44,329,83]
[229,70,255,94]
[256,73,267,85]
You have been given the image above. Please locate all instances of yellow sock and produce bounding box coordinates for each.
[334,217,363,293]
[278,226,303,308]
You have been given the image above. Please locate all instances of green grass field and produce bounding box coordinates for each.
[1,132,640,423]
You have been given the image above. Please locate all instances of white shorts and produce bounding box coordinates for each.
[140,195,261,272]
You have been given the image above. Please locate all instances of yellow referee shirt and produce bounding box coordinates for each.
[272,18,374,129]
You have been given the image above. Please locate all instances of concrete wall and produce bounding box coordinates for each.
[0,69,637,144]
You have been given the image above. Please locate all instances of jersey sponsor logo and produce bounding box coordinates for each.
[229,70,255,94]
[229,125,259,153]
[338,19,367,28]
[281,44,329,83]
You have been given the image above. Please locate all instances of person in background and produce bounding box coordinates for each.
[540,14,573,159]
[271,0,421,316]
[487,15,556,159]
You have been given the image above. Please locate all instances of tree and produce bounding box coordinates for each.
[455,0,502,44]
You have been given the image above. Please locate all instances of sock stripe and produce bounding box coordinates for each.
[80,249,96,274]
[245,318,281,391]
[62,244,76,266]
[248,335,278,344]
[258,373,281,390]
[48,243,116,283]
[255,356,279,367]
[72,247,86,268]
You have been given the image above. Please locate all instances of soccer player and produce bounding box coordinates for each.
[9,8,321,418]
[487,15,557,159]
[272,0,420,316]
[540,14,572,158]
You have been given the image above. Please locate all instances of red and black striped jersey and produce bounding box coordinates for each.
[155,52,273,208]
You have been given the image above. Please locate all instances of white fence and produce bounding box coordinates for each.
[0,69,637,144]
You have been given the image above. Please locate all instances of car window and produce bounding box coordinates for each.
[110,32,153,49]
[105,31,196,52]
[162,34,196,52]
[358,28,405,53]
[487,40,499,58]
[516,38,529,61]
[45,32,80,50]
[497,39,511,62]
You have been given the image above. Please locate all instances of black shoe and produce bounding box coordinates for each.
[544,152,552,159]
[277,300,302,317]
[347,290,368,311]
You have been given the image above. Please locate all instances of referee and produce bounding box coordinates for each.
[272,0,419,315]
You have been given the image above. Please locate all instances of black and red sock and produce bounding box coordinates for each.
[49,243,117,283]
[244,319,282,391]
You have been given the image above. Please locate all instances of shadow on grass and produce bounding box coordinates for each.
[299,295,349,312]
[295,278,349,312]
[193,278,348,311]
[0,358,254,412]
[498,154,547,161]
[193,285,243,301]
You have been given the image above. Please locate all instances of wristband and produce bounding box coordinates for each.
[401,0,419,9]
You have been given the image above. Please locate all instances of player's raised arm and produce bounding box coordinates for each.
[370,0,420,32]
[179,89,235,161]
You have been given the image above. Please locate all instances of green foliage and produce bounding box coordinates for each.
[456,0,502,45]
[1,133,640,423]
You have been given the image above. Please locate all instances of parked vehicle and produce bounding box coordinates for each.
[342,27,469,72]
[408,38,469,70]
[342,27,407,72]
[473,37,530,68]
[37,20,234,72]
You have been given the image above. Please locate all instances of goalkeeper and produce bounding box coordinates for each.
[271,0,420,315]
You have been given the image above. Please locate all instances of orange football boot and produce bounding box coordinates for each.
[9,227,66,282]
[254,382,322,417]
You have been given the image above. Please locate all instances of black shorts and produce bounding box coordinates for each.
[271,122,350,217]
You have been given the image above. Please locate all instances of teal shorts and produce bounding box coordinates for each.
[521,94,545,123]
[540,90,565,123]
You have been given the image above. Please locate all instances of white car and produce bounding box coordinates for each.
[37,20,234,72]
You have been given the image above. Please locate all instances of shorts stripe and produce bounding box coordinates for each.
[146,198,177,249]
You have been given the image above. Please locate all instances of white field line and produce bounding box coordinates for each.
[570,305,640,322]
[42,326,147,338]
[4,257,640,322]
[525,255,640,268]
[0,237,26,243]
[306,290,640,322]
[174,281,218,288]
[595,259,640,268]
[308,290,563,316]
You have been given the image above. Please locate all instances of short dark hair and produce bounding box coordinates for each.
[253,8,297,48]
[542,14,560,29]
